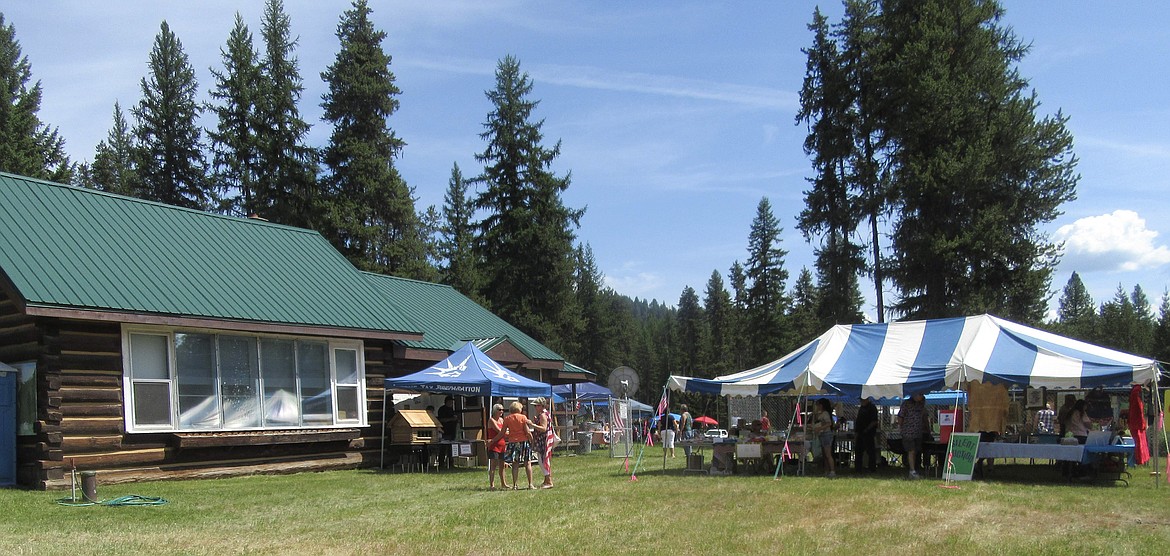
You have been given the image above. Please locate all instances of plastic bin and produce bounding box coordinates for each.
[577,432,593,454]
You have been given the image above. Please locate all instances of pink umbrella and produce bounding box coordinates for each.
[694,415,718,426]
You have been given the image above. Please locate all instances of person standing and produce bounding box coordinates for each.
[487,404,509,490]
[1056,394,1077,437]
[530,398,555,489]
[1033,402,1055,433]
[679,404,694,457]
[488,401,536,489]
[759,410,771,432]
[854,397,880,473]
[897,392,929,479]
[437,396,458,441]
[813,398,837,478]
[660,411,678,458]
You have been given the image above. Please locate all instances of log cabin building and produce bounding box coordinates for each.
[0,172,585,489]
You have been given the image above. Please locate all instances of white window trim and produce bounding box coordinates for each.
[121,325,367,433]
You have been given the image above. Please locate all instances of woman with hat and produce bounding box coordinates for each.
[487,403,510,490]
[530,397,555,489]
[488,401,536,489]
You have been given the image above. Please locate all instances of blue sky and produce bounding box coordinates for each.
[7,1,1170,319]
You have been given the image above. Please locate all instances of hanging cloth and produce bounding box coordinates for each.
[1128,384,1150,465]
[967,381,1009,434]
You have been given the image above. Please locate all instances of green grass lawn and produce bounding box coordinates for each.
[3,447,1169,555]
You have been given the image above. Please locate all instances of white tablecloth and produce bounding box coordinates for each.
[977,442,1084,462]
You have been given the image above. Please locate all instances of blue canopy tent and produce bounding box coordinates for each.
[381,342,552,470]
[668,314,1164,400]
[552,382,612,402]
[384,341,552,399]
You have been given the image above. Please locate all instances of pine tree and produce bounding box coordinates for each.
[0,13,72,182]
[790,267,823,345]
[208,13,262,216]
[1055,272,1096,341]
[84,102,137,196]
[132,21,209,209]
[319,0,428,277]
[438,162,482,300]
[676,286,704,374]
[255,0,318,228]
[1097,284,1154,355]
[797,6,869,326]
[879,0,1077,321]
[573,244,619,372]
[743,197,790,362]
[701,270,735,378]
[473,55,583,352]
[1154,291,1170,366]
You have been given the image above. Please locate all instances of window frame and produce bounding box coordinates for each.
[121,326,366,433]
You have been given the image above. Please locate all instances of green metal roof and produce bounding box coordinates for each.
[0,172,422,336]
[361,272,564,362]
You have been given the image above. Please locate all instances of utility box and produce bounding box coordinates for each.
[389,410,442,444]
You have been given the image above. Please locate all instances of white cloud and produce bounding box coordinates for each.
[403,56,797,111]
[604,270,666,302]
[1054,210,1170,272]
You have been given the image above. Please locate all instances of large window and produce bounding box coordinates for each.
[123,327,365,432]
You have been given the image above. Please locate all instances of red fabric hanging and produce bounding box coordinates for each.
[1128,385,1150,465]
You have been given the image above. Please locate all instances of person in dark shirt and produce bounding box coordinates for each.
[437,396,458,441]
[854,397,880,473]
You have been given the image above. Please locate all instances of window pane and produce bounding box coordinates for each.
[129,333,168,380]
[175,333,220,429]
[133,382,172,426]
[335,348,358,385]
[336,386,359,422]
[298,341,332,425]
[261,338,299,426]
[219,335,260,429]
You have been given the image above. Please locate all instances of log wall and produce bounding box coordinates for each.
[4,308,391,490]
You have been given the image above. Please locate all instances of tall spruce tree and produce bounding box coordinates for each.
[208,13,262,216]
[1097,285,1146,355]
[790,267,823,345]
[256,0,318,228]
[473,55,583,352]
[573,244,619,372]
[743,197,791,362]
[0,13,72,182]
[319,0,428,277]
[83,102,137,196]
[438,162,483,301]
[702,270,735,378]
[132,21,209,209]
[878,0,1077,321]
[797,7,869,326]
[1055,271,1096,341]
[1154,292,1170,366]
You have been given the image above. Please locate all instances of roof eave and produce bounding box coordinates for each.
[23,304,424,341]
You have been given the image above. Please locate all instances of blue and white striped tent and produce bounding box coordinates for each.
[668,314,1163,401]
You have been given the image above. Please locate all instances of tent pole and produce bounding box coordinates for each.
[1150,379,1165,488]
[380,391,387,470]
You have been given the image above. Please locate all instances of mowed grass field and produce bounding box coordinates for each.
[3,447,1169,555]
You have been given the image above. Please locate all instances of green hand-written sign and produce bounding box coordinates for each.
[944,433,982,481]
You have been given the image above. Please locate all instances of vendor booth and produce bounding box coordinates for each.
[381,342,552,472]
[667,314,1165,481]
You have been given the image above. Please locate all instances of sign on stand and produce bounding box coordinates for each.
[943,433,982,481]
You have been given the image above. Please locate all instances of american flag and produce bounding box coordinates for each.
[646,387,669,446]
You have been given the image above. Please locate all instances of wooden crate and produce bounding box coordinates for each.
[388,410,441,444]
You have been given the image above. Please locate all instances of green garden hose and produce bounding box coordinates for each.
[56,495,168,507]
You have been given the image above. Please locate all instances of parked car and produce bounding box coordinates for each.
[704,428,728,439]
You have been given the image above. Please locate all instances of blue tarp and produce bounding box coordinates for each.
[669,314,1163,400]
[384,342,552,398]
